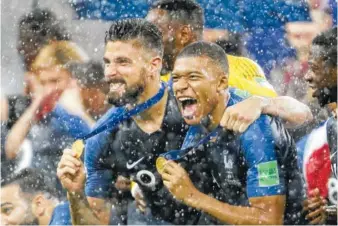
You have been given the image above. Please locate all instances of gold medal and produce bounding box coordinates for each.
[156,156,167,174]
[130,180,136,189]
[72,139,84,158]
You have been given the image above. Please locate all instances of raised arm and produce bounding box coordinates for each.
[5,96,43,159]
[5,74,62,159]
[57,148,112,225]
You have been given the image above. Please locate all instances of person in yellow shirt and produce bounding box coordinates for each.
[146,0,312,132]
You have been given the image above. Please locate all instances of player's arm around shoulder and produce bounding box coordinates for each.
[221,93,313,133]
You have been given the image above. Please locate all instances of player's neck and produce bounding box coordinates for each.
[132,78,168,134]
[206,92,229,131]
[38,201,57,225]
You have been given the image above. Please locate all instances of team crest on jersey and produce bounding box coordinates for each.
[223,152,234,169]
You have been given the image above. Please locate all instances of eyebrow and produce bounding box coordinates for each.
[103,57,110,63]
[1,202,13,207]
[114,56,132,63]
[172,71,203,76]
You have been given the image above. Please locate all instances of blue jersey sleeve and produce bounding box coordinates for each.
[49,202,72,225]
[240,115,286,198]
[50,104,91,138]
[84,131,115,199]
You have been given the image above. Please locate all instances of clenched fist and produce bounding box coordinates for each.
[221,96,268,133]
[57,148,86,193]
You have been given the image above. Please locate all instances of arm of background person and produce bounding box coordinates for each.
[0,96,8,122]
[4,97,41,159]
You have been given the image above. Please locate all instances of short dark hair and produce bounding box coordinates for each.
[312,27,337,67]
[1,168,56,197]
[66,61,104,87]
[105,18,163,57]
[215,33,244,56]
[151,0,204,38]
[18,8,70,42]
[177,41,229,74]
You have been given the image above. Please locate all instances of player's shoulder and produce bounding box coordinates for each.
[242,114,274,137]
[49,201,71,225]
[226,54,266,78]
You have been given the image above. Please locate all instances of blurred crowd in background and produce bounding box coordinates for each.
[0,0,337,224]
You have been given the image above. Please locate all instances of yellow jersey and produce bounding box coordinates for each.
[161,54,277,98]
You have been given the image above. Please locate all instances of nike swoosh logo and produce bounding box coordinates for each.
[126,157,145,169]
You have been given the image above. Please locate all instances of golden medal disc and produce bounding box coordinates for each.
[72,139,84,159]
[156,156,167,174]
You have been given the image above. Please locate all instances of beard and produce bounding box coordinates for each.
[106,71,146,107]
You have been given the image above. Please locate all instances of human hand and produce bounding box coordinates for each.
[221,96,267,133]
[57,148,86,193]
[160,160,198,204]
[303,188,327,225]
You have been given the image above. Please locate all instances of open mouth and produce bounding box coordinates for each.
[178,97,198,119]
[109,82,126,95]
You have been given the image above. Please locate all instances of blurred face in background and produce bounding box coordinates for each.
[306,45,337,91]
[0,184,38,225]
[103,40,150,107]
[80,84,107,117]
[146,9,187,71]
[36,66,71,94]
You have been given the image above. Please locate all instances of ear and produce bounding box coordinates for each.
[31,194,46,217]
[149,57,162,75]
[217,73,228,92]
[180,25,193,46]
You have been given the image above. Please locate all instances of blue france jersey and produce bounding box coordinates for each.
[183,89,307,225]
[49,202,71,225]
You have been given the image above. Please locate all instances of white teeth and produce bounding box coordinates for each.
[179,97,193,101]
[110,83,124,90]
